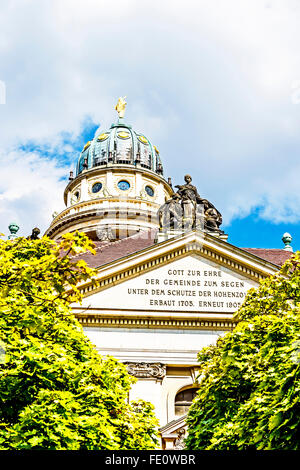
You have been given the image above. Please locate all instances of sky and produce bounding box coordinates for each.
[1,0,300,250]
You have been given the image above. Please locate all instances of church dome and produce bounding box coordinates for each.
[76,118,163,176]
[45,98,174,241]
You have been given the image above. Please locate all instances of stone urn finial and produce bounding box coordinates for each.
[282,232,293,252]
[8,222,19,240]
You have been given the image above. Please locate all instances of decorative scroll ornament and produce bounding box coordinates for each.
[124,362,166,379]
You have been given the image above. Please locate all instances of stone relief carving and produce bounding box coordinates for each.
[96,227,114,241]
[124,362,166,379]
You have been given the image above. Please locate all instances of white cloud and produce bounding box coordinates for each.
[0,149,67,237]
[1,0,300,235]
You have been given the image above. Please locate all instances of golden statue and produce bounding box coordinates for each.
[115,96,127,118]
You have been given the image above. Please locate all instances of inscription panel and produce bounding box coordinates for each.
[82,255,258,313]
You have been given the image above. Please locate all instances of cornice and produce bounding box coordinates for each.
[75,311,237,330]
[73,307,237,331]
[45,202,159,238]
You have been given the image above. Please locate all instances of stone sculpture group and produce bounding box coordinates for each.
[158,175,222,233]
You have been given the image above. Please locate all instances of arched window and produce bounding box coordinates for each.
[175,388,199,417]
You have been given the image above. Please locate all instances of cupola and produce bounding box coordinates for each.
[45,98,173,241]
[76,108,163,177]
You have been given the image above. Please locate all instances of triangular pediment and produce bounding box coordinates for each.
[159,414,187,435]
[159,414,187,450]
[79,252,258,313]
[75,231,279,317]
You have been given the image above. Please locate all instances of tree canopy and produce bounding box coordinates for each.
[186,252,300,450]
[0,232,158,450]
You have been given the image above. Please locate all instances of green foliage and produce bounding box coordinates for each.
[0,233,158,449]
[186,252,300,450]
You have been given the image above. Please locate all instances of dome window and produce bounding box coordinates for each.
[116,138,132,163]
[145,185,154,197]
[92,182,102,193]
[118,180,130,191]
[140,147,151,169]
[97,133,109,141]
[117,131,130,139]
[83,141,91,151]
[137,135,148,144]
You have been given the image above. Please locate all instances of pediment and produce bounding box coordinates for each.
[75,231,279,316]
[159,415,187,450]
[79,252,257,313]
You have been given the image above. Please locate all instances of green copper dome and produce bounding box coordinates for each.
[76,118,164,176]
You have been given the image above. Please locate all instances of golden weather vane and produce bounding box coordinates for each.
[115,96,127,118]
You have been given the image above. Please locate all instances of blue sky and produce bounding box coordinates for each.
[0,0,300,251]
